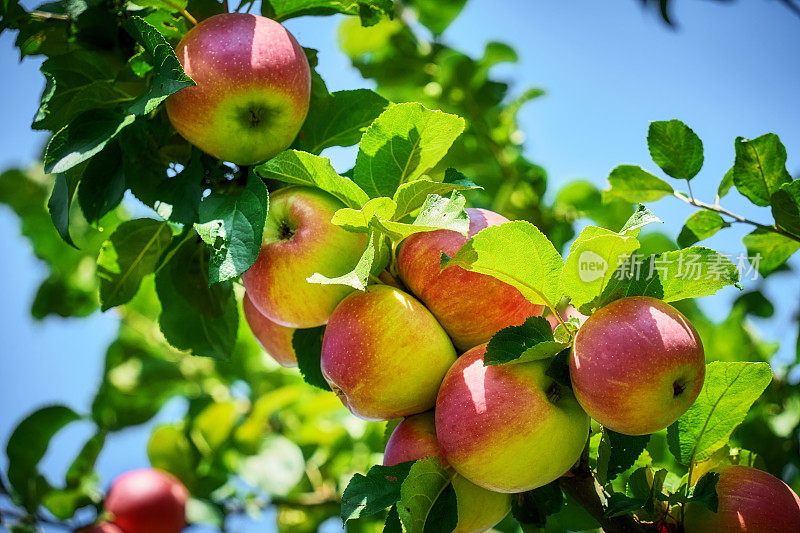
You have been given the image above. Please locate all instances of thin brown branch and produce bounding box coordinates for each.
[673,191,800,244]
[557,440,648,533]
[30,11,70,21]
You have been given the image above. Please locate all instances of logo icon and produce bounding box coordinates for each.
[578,251,608,283]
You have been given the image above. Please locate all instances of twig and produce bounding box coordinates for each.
[673,191,800,244]
[30,11,70,21]
[162,0,199,25]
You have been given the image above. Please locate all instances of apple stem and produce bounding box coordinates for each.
[163,0,199,25]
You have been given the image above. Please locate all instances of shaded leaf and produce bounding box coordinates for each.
[341,462,414,521]
[397,458,453,533]
[742,228,800,276]
[484,316,564,365]
[597,429,650,483]
[770,179,800,237]
[677,211,730,248]
[732,133,792,207]
[292,326,330,391]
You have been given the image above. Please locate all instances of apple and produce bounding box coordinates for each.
[684,465,800,533]
[569,296,705,435]
[105,468,188,533]
[398,208,543,352]
[77,524,124,533]
[384,412,512,533]
[436,344,589,493]
[166,13,310,165]
[241,186,367,328]
[243,292,297,367]
[321,285,457,420]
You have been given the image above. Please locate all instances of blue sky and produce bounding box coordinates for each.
[1,1,798,531]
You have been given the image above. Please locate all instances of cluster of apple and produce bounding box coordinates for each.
[78,468,187,533]
[163,11,800,533]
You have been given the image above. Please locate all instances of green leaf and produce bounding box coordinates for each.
[770,179,800,237]
[446,221,564,307]
[734,291,774,318]
[65,431,105,487]
[511,482,564,528]
[296,89,390,154]
[392,169,481,221]
[43,109,136,174]
[341,462,414,521]
[732,134,792,207]
[255,150,369,209]
[656,247,741,302]
[384,505,403,532]
[238,434,306,496]
[688,472,720,512]
[373,192,469,241]
[195,172,269,284]
[264,0,394,26]
[155,235,239,359]
[484,316,565,365]
[97,219,173,310]
[353,103,466,198]
[397,458,453,533]
[77,142,126,224]
[597,429,650,483]
[5,405,80,510]
[603,165,674,203]
[604,492,646,518]
[667,361,772,465]
[422,483,457,533]
[331,197,397,233]
[147,425,196,485]
[592,255,665,313]
[560,226,640,311]
[153,151,205,226]
[741,229,800,276]
[186,498,225,528]
[647,120,704,181]
[33,51,134,132]
[292,326,330,391]
[411,0,466,35]
[123,16,195,116]
[677,211,730,248]
[47,166,82,247]
[718,167,734,198]
[307,230,387,290]
[619,204,662,236]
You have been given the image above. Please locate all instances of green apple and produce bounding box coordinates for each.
[398,208,544,352]
[685,465,800,532]
[166,13,310,164]
[321,285,457,420]
[570,296,705,435]
[241,186,367,328]
[105,468,188,533]
[436,344,589,493]
[243,292,297,367]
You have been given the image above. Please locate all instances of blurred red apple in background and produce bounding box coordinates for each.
[105,468,188,533]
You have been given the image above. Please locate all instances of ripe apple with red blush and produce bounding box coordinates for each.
[241,186,367,328]
[166,13,310,164]
[569,296,705,436]
[398,208,543,351]
[684,465,800,533]
[436,343,589,493]
[321,285,456,420]
[104,468,188,533]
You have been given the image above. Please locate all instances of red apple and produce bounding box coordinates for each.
[166,13,310,164]
[384,412,511,533]
[398,208,543,352]
[436,344,589,493]
[243,292,297,367]
[105,468,188,533]
[684,465,800,533]
[241,186,367,328]
[321,285,457,420]
[570,296,705,435]
[77,524,124,533]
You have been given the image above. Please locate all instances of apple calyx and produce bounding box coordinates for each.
[546,381,562,404]
[238,103,275,131]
